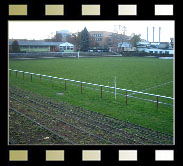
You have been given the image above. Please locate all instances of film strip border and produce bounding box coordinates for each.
[8,149,175,162]
[8,4,174,16]
[2,1,179,166]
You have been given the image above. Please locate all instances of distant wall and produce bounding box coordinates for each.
[122,51,173,57]
[9,52,114,58]
[9,51,173,58]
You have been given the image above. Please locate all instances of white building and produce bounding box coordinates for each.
[118,42,136,52]
[59,42,74,52]
[144,48,174,55]
[136,41,150,52]
[136,41,174,55]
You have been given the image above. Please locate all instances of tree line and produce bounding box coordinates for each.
[47,27,141,51]
[11,27,141,52]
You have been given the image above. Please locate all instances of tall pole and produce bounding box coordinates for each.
[156,96,159,111]
[78,51,79,59]
[159,27,161,43]
[115,76,116,100]
[153,27,155,42]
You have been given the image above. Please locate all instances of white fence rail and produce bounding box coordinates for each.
[9,69,174,108]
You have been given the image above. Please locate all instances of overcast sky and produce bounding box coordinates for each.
[9,21,174,42]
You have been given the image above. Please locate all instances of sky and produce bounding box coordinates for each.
[9,21,174,42]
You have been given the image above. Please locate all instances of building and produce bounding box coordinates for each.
[9,40,74,52]
[89,31,131,50]
[136,41,174,55]
[89,31,113,48]
[144,48,174,55]
[117,42,136,52]
[137,27,174,55]
[56,30,72,42]
[59,42,74,52]
[136,41,151,52]
[170,38,174,48]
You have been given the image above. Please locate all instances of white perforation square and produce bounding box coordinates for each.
[119,150,137,161]
[155,150,174,161]
[82,150,101,161]
[155,5,173,15]
[118,5,137,15]
[82,5,100,16]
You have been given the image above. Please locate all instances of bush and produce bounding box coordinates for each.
[12,40,20,53]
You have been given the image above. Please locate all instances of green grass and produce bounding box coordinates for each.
[9,57,174,135]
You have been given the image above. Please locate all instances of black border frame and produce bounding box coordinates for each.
[0,0,181,166]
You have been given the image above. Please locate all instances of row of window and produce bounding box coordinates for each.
[20,46,49,48]
[92,34,103,37]
[149,51,170,54]
[91,38,103,41]
[96,38,102,41]
[60,46,74,50]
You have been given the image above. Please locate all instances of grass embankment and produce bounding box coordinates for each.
[9,57,174,135]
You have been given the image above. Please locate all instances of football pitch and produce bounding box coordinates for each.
[9,56,174,135]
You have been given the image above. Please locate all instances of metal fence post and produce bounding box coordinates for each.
[51,77,53,87]
[101,86,102,98]
[65,80,66,90]
[156,96,159,111]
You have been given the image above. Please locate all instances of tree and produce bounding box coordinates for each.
[130,34,141,47]
[66,33,82,51]
[44,33,63,42]
[81,27,90,51]
[89,36,99,48]
[55,33,62,42]
[12,40,20,53]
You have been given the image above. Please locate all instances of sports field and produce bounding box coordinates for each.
[9,56,174,136]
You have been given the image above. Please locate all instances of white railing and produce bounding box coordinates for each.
[9,69,174,108]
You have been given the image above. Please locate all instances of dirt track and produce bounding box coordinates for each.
[9,85,173,145]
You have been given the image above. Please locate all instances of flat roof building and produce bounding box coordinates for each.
[9,40,74,52]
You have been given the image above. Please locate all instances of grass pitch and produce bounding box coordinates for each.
[9,57,174,135]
